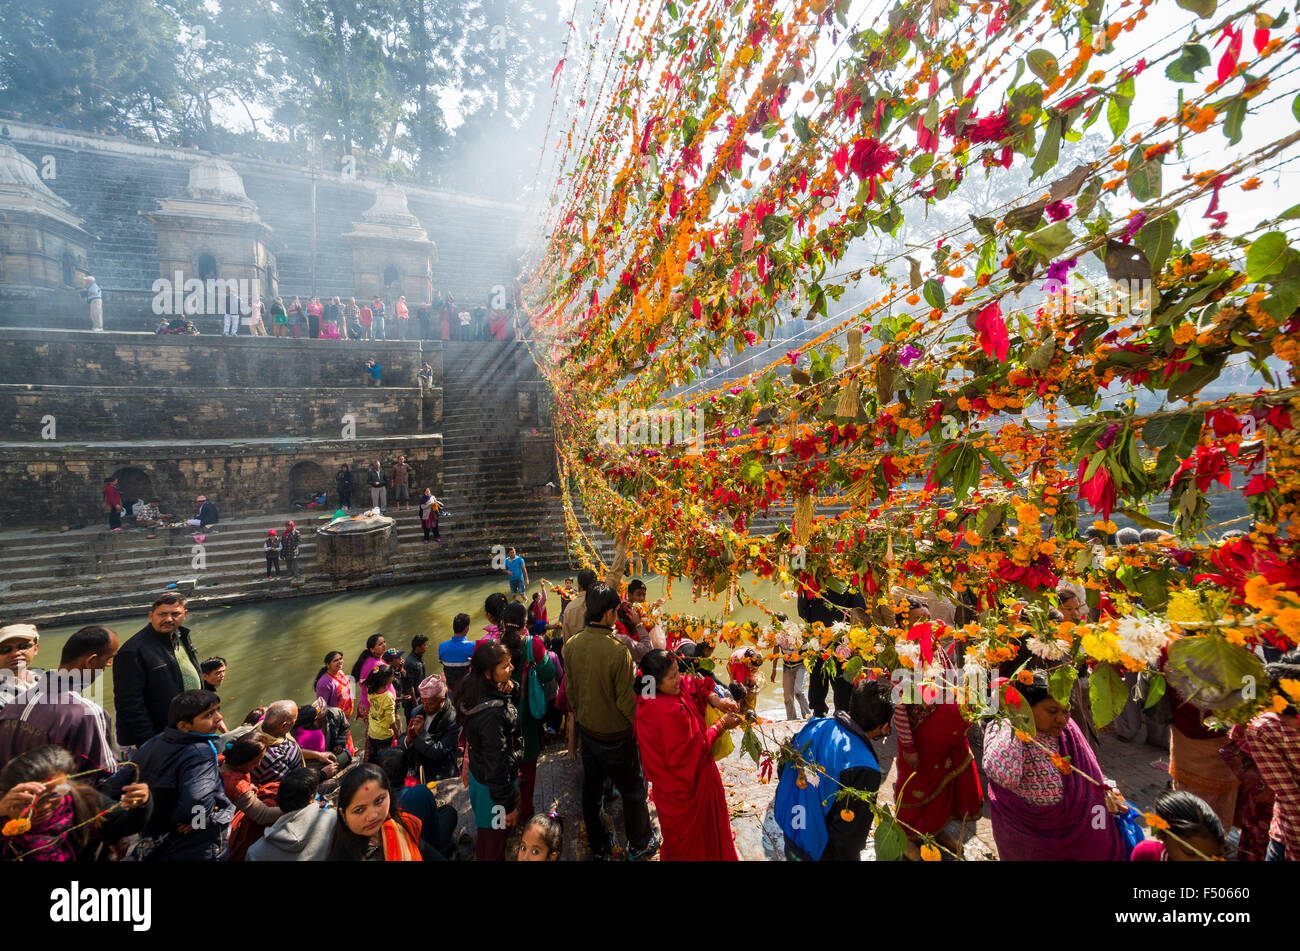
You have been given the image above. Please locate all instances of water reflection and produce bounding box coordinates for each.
[32,573,791,730]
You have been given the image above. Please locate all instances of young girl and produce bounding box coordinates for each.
[263,529,281,577]
[365,665,399,763]
[453,641,523,862]
[0,744,151,861]
[516,813,563,861]
[327,763,423,861]
[1131,790,1227,860]
[220,737,282,861]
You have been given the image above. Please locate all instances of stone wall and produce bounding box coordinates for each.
[0,122,525,329]
[0,329,437,387]
[0,384,440,440]
[0,436,443,525]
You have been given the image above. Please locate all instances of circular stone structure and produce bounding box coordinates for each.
[315,514,397,577]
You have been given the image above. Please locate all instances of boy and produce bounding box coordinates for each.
[105,689,234,860]
[437,614,475,690]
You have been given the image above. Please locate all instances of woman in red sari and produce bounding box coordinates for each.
[892,608,983,859]
[635,649,742,861]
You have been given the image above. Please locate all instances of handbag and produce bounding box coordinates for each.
[1116,803,1146,858]
[520,635,547,720]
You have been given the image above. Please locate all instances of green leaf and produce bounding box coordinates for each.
[976,237,997,278]
[1246,231,1290,281]
[842,655,863,683]
[740,726,762,765]
[1293,93,1300,124]
[1027,49,1059,83]
[1223,97,1247,145]
[1117,508,1173,532]
[1262,277,1300,320]
[1165,636,1267,711]
[1142,411,1201,450]
[1166,354,1226,401]
[1031,116,1062,182]
[1049,666,1078,707]
[1166,44,1211,83]
[873,816,907,861]
[1126,145,1162,202]
[922,278,946,309]
[1026,335,1056,370]
[1175,0,1216,16]
[1136,211,1178,278]
[1089,662,1129,729]
[1025,220,1074,261]
[1107,96,1130,140]
[982,448,1016,482]
[1134,569,1170,610]
[1143,672,1166,710]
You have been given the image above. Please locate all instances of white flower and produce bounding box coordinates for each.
[894,638,921,665]
[1026,634,1070,662]
[1114,615,1173,666]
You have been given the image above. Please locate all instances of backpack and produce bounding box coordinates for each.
[519,635,547,720]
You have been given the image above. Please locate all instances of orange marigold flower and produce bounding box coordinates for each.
[919,842,942,861]
[906,293,921,305]
[1145,812,1170,830]
[2,817,31,836]
[1144,142,1173,161]
[1241,177,1262,191]
[1050,753,1073,775]
[1087,69,1106,83]
[1013,729,1032,742]
[840,808,855,822]
[1016,670,1035,684]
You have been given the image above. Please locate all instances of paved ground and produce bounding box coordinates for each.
[428,709,1173,861]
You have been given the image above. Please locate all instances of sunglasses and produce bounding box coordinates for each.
[0,641,35,654]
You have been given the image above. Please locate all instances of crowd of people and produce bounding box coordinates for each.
[0,528,1295,864]
[100,284,533,342]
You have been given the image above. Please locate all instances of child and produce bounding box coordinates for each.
[105,689,234,860]
[220,736,282,861]
[517,812,563,861]
[1131,790,1227,861]
[727,646,764,714]
[365,665,399,763]
[264,529,281,577]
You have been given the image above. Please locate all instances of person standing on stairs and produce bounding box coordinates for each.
[391,455,413,511]
[103,475,124,532]
[81,276,103,331]
[264,530,282,578]
[337,463,354,510]
[282,520,302,579]
[368,460,389,513]
[371,296,387,340]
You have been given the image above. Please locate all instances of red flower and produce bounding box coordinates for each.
[976,301,1009,362]
[849,138,897,180]
[1076,456,1117,521]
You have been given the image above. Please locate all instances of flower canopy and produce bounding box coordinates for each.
[523,0,1300,728]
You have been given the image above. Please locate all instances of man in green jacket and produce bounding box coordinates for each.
[563,584,659,861]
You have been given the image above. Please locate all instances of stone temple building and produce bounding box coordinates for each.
[0,120,608,624]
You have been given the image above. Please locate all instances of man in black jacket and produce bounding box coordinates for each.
[367,459,388,512]
[337,463,354,510]
[112,594,203,749]
[798,584,866,717]
[406,674,459,781]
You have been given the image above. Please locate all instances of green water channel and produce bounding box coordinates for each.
[30,573,793,732]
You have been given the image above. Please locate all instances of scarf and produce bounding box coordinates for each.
[6,796,78,861]
[381,815,423,861]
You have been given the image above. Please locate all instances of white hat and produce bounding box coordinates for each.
[0,623,39,645]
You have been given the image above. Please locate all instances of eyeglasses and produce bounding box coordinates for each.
[0,641,35,654]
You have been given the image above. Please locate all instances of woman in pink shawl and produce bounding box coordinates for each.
[634,649,742,861]
[982,674,1128,861]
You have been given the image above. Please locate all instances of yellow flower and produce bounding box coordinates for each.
[919,842,942,861]
[1274,607,1300,639]
[1171,322,1196,345]
[1272,694,1291,713]
[1244,576,1287,613]
[1280,679,1300,704]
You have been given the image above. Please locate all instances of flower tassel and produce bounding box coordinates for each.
[835,328,864,420]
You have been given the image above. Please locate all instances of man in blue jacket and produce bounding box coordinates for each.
[775,677,894,861]
[104,689,233,861]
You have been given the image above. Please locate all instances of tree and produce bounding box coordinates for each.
[0,0,184,139]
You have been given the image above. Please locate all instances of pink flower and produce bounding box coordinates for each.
[1045,200,1072,222]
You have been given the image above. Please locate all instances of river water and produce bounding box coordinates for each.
[31,572,792,729]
